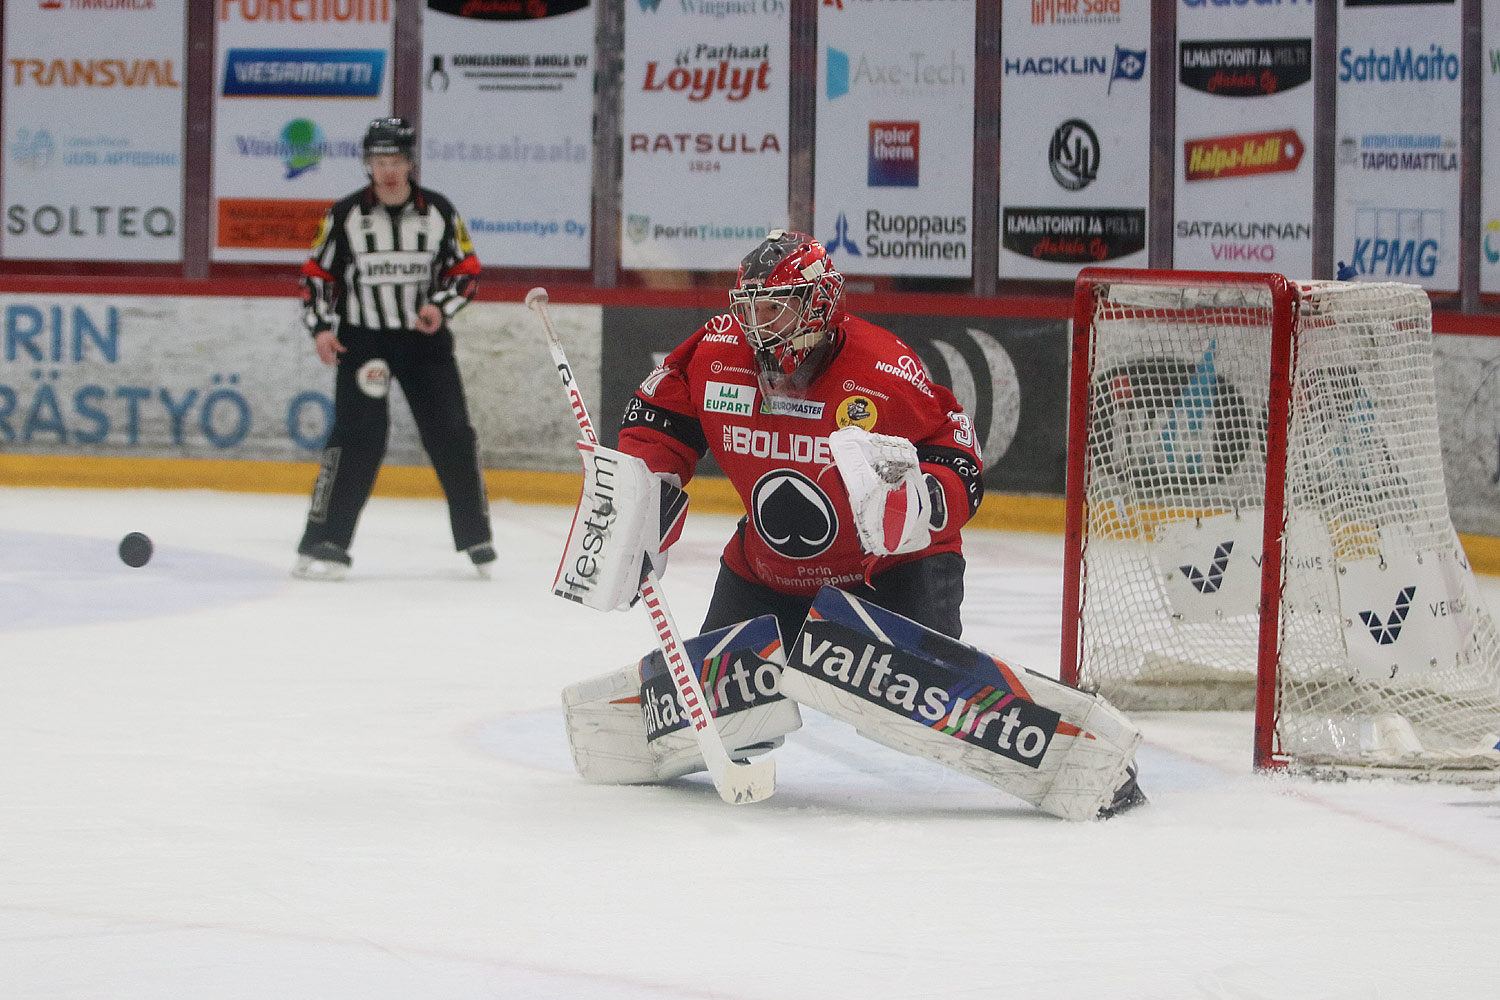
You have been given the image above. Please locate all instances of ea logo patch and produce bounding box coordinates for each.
[836,395,878,430]
[357,358,391,399]
[750,470,837,559]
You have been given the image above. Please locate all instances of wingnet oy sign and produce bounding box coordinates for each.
[1,0,186,262]
[621,1,790,271]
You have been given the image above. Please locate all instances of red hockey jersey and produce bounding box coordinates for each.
[618,313,984,596]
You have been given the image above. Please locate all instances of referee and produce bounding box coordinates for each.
[293,117,494,580]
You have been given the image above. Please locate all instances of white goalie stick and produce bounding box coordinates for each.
[524,286,775,805]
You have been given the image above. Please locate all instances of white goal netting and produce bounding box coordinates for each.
[1071,273,1500,774]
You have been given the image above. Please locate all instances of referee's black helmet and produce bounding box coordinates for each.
[362,117,416,160]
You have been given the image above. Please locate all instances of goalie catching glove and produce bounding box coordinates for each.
[828,425,938,558]
[552,443,688,612]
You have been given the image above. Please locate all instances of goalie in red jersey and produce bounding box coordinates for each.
[562,231,1144,818]
[618,230,984,643]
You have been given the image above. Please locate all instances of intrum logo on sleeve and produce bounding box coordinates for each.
[793,619,1061,767]
[703,380,756,416]
[357,251,432,284]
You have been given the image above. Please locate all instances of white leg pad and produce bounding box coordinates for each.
[649,694,800,781]
[781,587,1143,821]
[781,667,1139,820]
[639,617,802,781]
[561,615,802,786]
[561,666,658,785]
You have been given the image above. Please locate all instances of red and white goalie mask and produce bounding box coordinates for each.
[729,230,846,396]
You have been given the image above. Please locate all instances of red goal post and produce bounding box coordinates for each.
[1060,267,1500,777]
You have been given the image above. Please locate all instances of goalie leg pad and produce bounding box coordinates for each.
[642,615,802,781]
[780,587,1142,821]
[561,665,658,785]
[561,615,802,785]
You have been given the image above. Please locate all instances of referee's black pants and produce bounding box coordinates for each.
[298,325,491,556]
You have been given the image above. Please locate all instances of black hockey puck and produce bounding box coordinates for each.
[119,532,153,568]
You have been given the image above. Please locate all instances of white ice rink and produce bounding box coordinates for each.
[2,486,1498,999]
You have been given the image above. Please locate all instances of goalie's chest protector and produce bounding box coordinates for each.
[682,317,956,593]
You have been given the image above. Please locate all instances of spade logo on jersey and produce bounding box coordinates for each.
[1359,586,1416,645]
[750,469,837,558]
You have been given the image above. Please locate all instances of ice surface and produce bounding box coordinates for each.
[1,487,1497,999]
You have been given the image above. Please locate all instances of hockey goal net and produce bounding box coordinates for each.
[1061,268,1500,776]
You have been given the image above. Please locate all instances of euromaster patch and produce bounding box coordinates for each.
[762,396,826,420]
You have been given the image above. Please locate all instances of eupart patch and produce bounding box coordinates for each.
[703,380,757,417]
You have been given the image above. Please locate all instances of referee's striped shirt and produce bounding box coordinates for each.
[300,186,480,334]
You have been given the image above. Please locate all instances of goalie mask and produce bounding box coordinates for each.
[729,230,846,396]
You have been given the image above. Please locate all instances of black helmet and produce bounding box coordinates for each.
[362,117,416,159]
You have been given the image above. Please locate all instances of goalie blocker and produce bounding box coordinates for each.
[562,615,802,784]
[553,442,688,612]
[782,587,1145,820]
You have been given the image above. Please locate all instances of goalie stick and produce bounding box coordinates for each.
[524,286,775,805]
